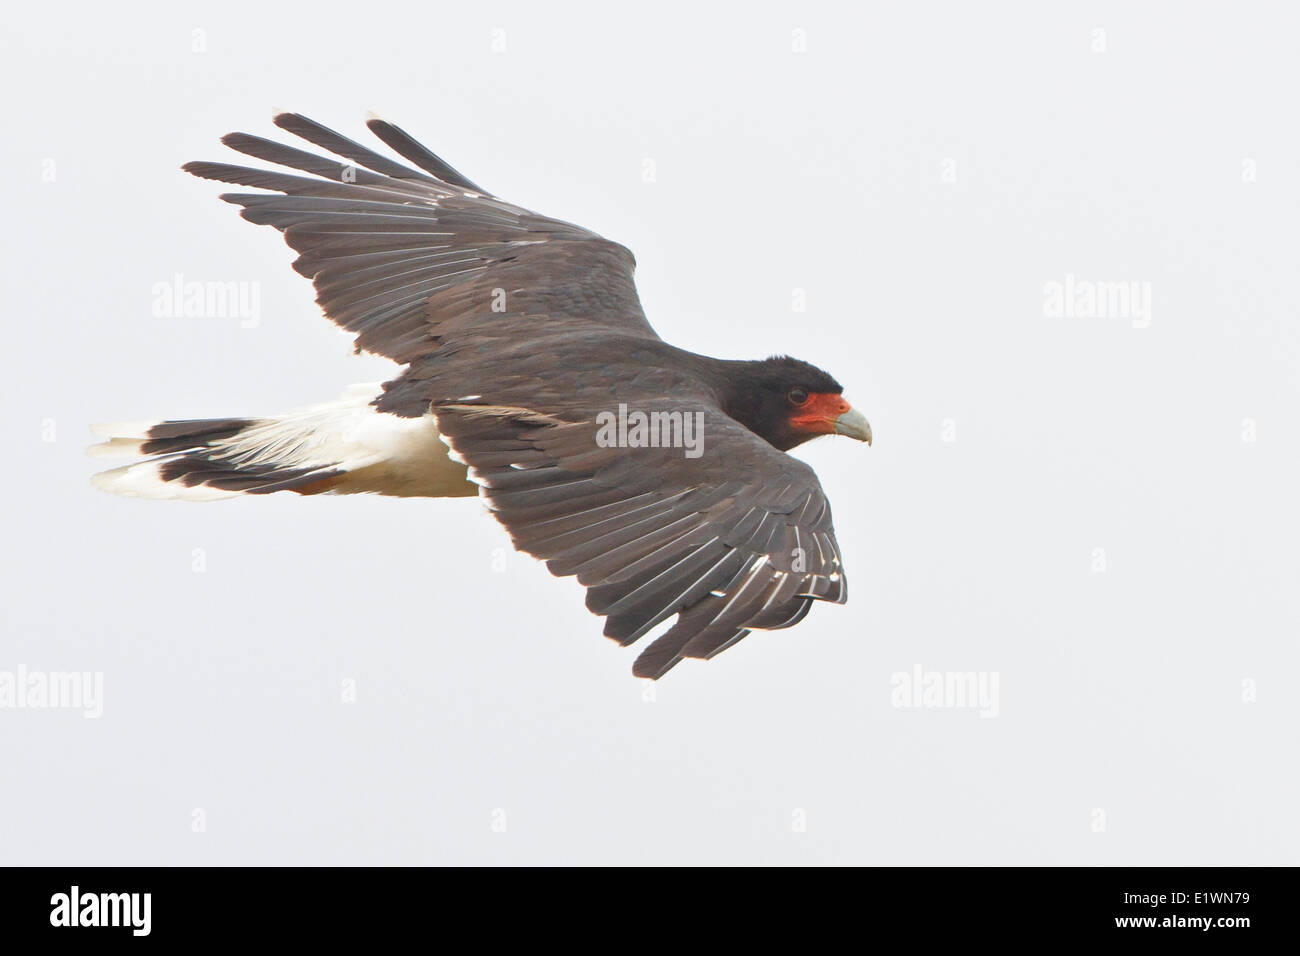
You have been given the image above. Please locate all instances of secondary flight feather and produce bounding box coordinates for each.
[92,112,872,679]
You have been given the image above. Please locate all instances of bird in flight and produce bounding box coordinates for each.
[92,112,872,679]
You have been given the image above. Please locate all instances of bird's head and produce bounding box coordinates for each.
[724,355,872,452]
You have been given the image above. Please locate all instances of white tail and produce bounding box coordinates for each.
[90,383,476,500]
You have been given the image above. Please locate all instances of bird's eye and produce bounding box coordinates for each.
[788,387,810,406]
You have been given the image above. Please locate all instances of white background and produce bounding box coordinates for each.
[2,1,1296,865]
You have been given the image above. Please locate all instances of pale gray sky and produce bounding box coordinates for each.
[1,0,1296,864]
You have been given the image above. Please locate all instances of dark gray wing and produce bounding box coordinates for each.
[184,112,657,370]
[433,400,848,679]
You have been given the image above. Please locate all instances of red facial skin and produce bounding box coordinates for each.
[788,392,851,436]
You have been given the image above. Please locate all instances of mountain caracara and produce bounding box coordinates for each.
[92,113,873,679]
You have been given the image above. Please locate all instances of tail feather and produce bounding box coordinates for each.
[88,418,257,460]
[91,384,475,501]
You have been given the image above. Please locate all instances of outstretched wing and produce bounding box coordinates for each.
[433,400,847,679]
[180,113,852,678]
[184,112,657,372]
